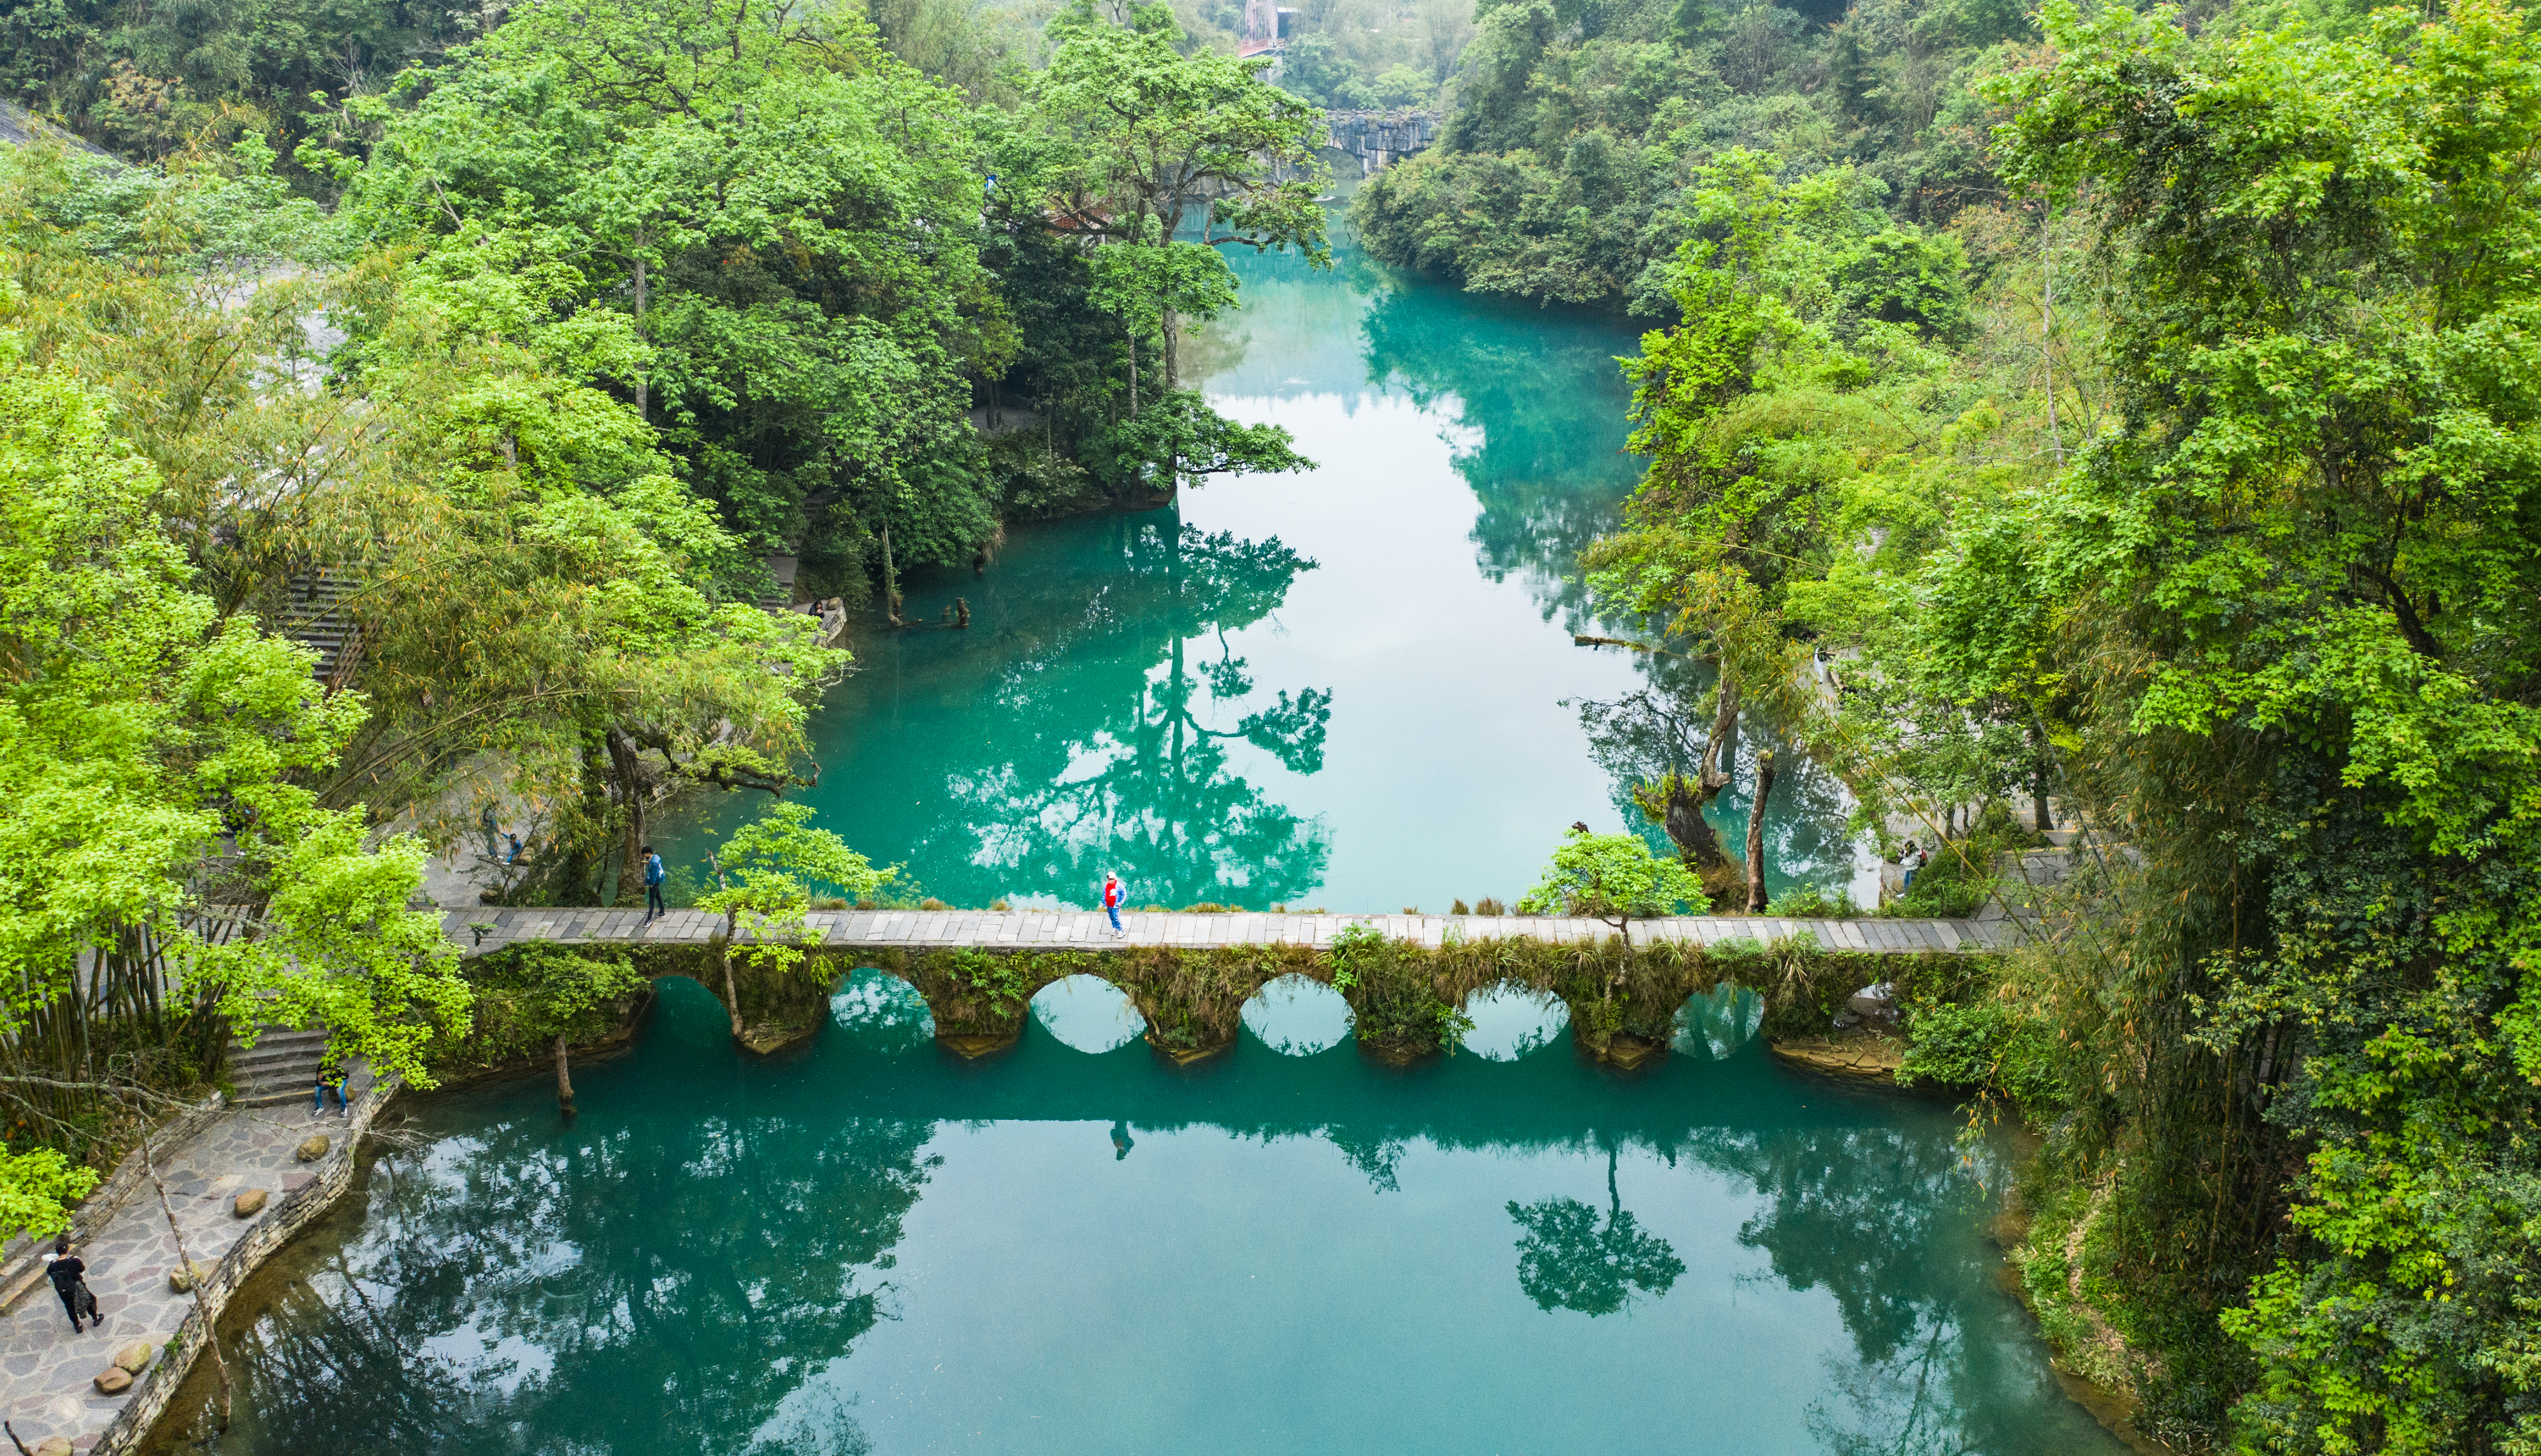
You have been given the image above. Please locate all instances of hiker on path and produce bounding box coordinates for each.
[313,1060,349,1118]
[643,844,667,922]
[45,1235,96,1333]
[1102,872,1125,938]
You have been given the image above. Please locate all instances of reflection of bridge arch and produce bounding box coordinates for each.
[1242,972,1351,1055]
[1459,982,1569,1061]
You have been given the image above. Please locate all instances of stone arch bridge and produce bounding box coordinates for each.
[449,906,2018,1068]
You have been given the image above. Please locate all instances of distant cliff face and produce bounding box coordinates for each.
[1323,110,1440,170]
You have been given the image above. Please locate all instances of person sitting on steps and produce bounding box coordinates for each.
[313,1060,350,1119]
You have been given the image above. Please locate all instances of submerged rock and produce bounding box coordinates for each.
[1146,1032,1232,1066]
[937,1032,1018,1060]
[1593,1033,1668,1071]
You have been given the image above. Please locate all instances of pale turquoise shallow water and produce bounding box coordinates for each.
[147,976,2131,1455]
[662,214,1874,913]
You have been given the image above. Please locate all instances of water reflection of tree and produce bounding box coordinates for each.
[1506,1143,1685,1315]
[178,1108,939,1454]
[1697,1123,2077,1456]
[880,516,1334,909]
[1355,280,1643,632]
[1575,663,1864,894]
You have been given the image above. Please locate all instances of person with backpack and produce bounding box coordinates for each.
[642,844,667,922]
[1102,872,1125,938]
[45,1234,97,1333]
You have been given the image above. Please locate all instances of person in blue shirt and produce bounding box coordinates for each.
[642,844,667,922]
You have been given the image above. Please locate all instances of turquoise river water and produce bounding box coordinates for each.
[149,975,2129,1454]
[141,218,2128,1454]
[661,213,1873,912]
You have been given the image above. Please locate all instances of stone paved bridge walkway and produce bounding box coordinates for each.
[445,906,2017,957]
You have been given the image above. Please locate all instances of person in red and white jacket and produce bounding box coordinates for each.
[1102,872,1125,938]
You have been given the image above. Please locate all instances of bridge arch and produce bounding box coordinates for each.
[1459,982,1570,1061]
[1028,975,1145,1054]
[1240,973,1352,1056]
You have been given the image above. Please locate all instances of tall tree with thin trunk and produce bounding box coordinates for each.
[1744,750,1775,913]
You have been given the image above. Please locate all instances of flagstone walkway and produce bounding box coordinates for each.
[446,905,2018,957]
[0,1067,376,1453]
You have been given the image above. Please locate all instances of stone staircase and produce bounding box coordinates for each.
[224,1025,334,1106]
[278,568,365,691]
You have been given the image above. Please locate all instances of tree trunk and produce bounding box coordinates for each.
[144,1133,232,1431]
[608,727,645,906]
[554,1034,575,1116]
[1664,778,1734,872]
[1127,320,1139,416]
[2032,727,2054,833]
[1163,303,1180,391]
[881,524,904,627]
[1745,750,1776,914]
[1700,680,1740,791]
[632,252,649,419]
[720,911,745,1041]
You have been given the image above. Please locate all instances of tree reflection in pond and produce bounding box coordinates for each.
[706,513,1336,911]
[1507,1143,1686,1315]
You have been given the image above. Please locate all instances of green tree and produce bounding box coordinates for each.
[488,945,649,1116]
[1025,0,1330,391]
[701,804,889,1043]
[0,340,471,1212]
[1938,0,2541,1443]
[1516,827,1702,933]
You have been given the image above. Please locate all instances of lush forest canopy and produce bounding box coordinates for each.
[5,0,2541,1449]
[1536,0,2541,1447]
[0,0,1322,1245]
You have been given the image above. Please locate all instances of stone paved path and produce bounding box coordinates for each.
[0,1067,377,1452]
[446,906,2018,957]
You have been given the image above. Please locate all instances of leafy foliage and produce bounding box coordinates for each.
[1352,0,2024,312]
[1516,828,1703,930]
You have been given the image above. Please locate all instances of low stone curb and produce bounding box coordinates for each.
[86,1076,401,1456]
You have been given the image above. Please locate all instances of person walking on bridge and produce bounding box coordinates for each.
[1102,872,1126,938]
[642,844,667,922]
